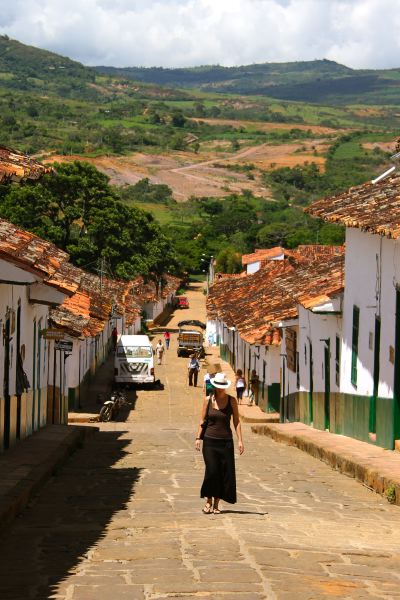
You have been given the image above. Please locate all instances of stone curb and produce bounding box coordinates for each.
[252,423,400,506]
[238,408,280,424]
[0,424,98,531]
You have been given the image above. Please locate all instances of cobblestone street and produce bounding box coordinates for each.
[1,284,400,599]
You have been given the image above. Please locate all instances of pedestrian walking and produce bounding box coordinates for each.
[155,339,165,365]
[203,363,221,396]
[248,369,259,406]
[195,372,244,514]
[163,330,171,349]
[188,353,200,386]
[235,369,246,404]
[111,326,118,351]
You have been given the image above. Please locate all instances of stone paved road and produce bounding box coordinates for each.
[1,284,400,600]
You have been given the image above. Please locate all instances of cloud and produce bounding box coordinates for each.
[0,0,399,69]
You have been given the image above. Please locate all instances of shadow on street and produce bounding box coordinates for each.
[0,429,142,600]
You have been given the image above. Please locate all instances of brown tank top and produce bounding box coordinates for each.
[204,395,233,439]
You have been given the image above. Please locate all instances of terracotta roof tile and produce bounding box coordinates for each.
[242,247,285,266]
[208,250,344,345]
[0,218,69,279]
[161,274,181,299]
[306,172,400,239]
[0,145,52,183]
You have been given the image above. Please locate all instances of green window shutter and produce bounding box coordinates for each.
[351,306,360,387]
[335,335,340,387]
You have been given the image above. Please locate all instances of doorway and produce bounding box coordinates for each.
[3,317,11,450]
[15,305,21,440]
[308,341,314,424]
[324,340,331,430]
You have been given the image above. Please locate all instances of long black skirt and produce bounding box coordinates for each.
[200,437,237,504]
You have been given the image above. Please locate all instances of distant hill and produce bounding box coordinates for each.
[95,60,400,105]
[0,35,98,99]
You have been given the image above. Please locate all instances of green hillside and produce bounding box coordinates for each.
[96,60,400,105]
[0,35,98,99]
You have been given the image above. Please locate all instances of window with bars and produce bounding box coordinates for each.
[351,306,360,387]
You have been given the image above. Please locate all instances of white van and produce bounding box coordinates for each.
[114,334,155,386]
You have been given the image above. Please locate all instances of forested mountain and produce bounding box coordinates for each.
[96,60,400,105]
[0,35,98,99]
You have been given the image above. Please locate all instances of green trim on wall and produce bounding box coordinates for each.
[299,390,395,450]
[376,396,395,449]
[268,383,280,413]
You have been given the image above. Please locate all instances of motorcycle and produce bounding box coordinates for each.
[99,389,128,422]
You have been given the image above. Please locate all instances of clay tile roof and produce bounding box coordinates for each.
[0,218,69,279]
[45,261,82,295]
[131,276,158,304]
[161,273,181,299]
[0,145,52,183]
[242,247,285,266]
[50,268,143,338]
[208,250,344,345]
[306,172,400,239]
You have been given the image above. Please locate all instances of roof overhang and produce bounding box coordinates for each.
[28,282,69,307]
[0,259,41,285]
[310,295,342,314]
[273,318,299,328]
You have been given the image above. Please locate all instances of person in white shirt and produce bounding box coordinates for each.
[155,340,165,365]
[188,354,200,386]
[235,369,246,404]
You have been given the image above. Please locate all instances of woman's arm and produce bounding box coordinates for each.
[230,396,244,454]
[195,397,209,451]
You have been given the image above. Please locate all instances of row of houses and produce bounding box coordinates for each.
[0,146,180,452]
[207,170,400,451]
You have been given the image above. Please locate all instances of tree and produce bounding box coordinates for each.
[0,162,178,280]
[42,161,112,246]
[215,247,242,274]
[171,111,186,128]
[0,184,63,244]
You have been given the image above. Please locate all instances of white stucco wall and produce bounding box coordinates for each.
[342,228,399,399]
[247,261,261,274]
[281,325,299,397]
[0,275,52,446]
[298,305,342,395]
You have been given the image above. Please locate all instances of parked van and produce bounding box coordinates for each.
[114,335,155,386]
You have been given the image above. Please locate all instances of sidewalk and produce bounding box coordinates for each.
[0,424,96,530]
[252,421,400,505]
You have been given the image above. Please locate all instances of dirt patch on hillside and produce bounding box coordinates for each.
[44,139,329,201]
[352,107,385,118]
[362,141,397,153]
[191,117,339,135]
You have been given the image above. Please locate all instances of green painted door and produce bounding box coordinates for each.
[16,305,21,440]
[370,316,381,434]
[308,341,314,424]
[324,340,331,430]
[32,320,36,430]
[393,291,400,443]
[36,320,42,428]
[280,359,286,423]
[3,317,11,450]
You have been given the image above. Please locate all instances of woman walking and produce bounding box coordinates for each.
[235,369,246,404]
[195,372,244,514]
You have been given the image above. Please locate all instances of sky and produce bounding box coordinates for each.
[0,0,400,70]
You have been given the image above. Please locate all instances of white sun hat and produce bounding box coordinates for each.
[210,372,231,389]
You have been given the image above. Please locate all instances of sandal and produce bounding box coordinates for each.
[213,508,221,514]
[202,503,212,514]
